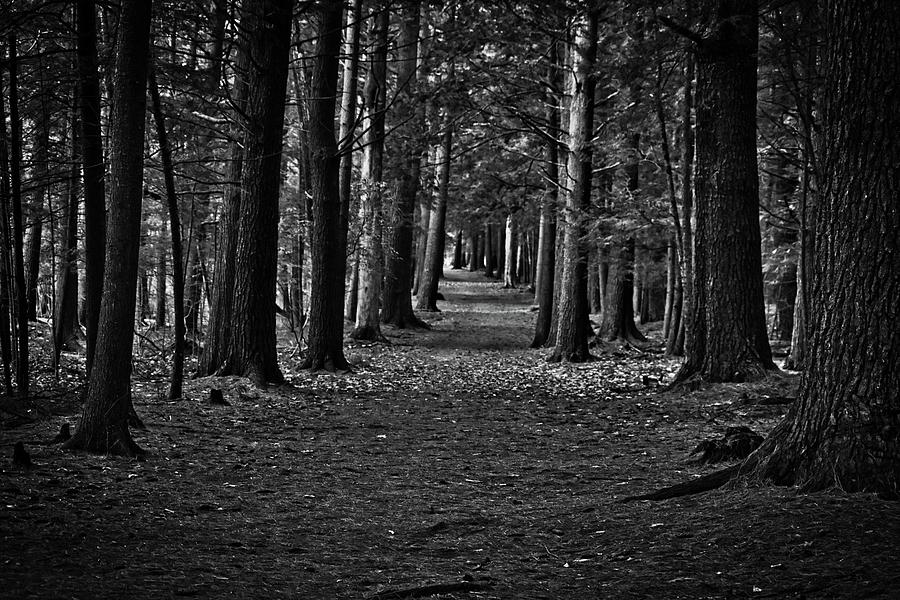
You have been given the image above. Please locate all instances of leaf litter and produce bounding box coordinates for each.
[1,271,898,599]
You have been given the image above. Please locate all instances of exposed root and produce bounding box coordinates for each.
[619,463,743,502]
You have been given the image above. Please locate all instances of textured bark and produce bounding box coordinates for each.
[415,117,452,312]
[381,0,427,328]
[199,44,248,376]
[599,238,646,343]
[76,0,106,375]
[548,10,596,363]
[747,0,900,497]
[351,6,389,342]
[218,0,293,385]
[466,229,478,272]
[65,0,152,455]
[303,2,350,372]
[676,0,775,382]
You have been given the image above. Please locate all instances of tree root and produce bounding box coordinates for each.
[367,580,491,600]
[619,463,743,502]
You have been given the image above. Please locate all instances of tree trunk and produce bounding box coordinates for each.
[748,0,900,497]
[599,238,646,343]
[148,61,186,400]
[415,115,452,312]
[548,9,596,363]
[503,215,517,288]
[483,222,494,277]
[65,0,152,455]
[0,60,15,392]
[214,0,293,385]
[303,1,350,372]
[76,0,107,376]
[25,97,50,322]
[676,0,775,382]
[154,245,167,327]
[7,34,29,396]
[199,43,248,376]
[467,229,478,272]
[451,231,463,269]
[54,107,82,359]
[351,5,389,342]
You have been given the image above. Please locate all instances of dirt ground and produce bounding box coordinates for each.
[1,270,898,599]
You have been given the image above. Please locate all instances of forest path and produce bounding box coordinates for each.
[1,271,898,599]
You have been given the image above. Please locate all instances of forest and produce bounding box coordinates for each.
[0,0,898,598]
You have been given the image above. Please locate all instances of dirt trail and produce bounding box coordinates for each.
[1,271,898,599]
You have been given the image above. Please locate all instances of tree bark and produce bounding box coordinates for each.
[303,1,350,372]
[747,0,900,497]
[676,0,775,382]
[339,0,363,324]
[548,9,597,363]
[0,59,15,392]
[415,114,452,312]
[503,215,517,288]
[351,5,389,342]
[65,0,152,455]
[198,39,248,376]
[216,0,293,385]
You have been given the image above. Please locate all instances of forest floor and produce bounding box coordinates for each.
[1,269,898,599]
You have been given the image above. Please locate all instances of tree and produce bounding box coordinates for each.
[381,0,429,329]
[746,0,900,497]
[339,0,362,324]
[415,112,452,312]
[351,4,390,342]
[204,0,293,386]
[548,8,597,363]
[303,1,350,372]
[671,0,776,382]
[65,0,152,455]
[75,0,106,375]
[148,59,186,400]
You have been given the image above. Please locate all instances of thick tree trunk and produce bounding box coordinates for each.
[748,0,900,496]
[599,238,646,343]
[548,10,596,363]
[217,0,293,385]
[65,0,152,455]
[415,116,452,312]
[351,6,389,342]
[676,0,775,382]
[303,2,350,372]
[76,0,106,376]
